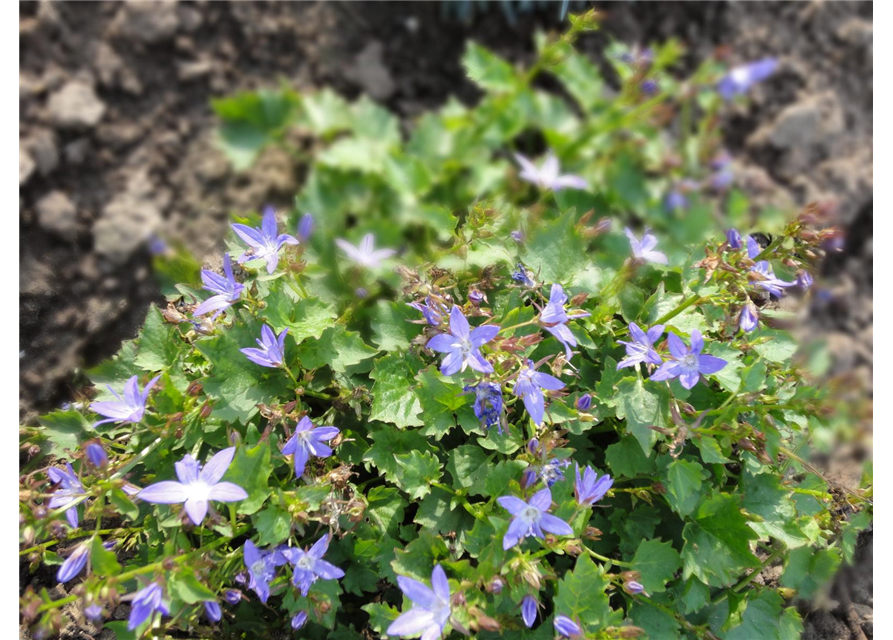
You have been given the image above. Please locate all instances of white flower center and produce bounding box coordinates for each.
[682,354,698,368]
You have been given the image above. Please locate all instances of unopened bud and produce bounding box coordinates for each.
[187,381,203,396]
[487,576,505,594]
[476,614,501,632]
[619,626,647,638]
[200,403,212,419]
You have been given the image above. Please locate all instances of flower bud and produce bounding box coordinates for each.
[619,626,647,638]
[187,381,203,396]
[86,443,108,470]
[527,438,539,454]
[291,611,308,630]
[468,289,484,304]
[476,613,501,632]
[223,589,241,605]
[486,576,504,594]
[298,213,314,241]
[576,394,592,411]
[726,228,743,249]
[623,580,645,595]
[200,403,213,419]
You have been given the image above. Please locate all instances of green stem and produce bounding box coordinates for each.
[581,545,633,568]
[20,527,143,556]
[499,318,538,335]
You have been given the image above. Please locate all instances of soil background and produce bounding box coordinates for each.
[19,2,872,639]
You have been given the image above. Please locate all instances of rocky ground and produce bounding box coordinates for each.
[19,2,872,638]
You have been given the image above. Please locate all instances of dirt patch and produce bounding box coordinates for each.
[19,2,871,638]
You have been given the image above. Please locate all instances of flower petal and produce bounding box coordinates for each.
[430,564,449,602]
[396,576,438,610]
[496,495,528,516]
[138,481,189,504]
[184,498,209,525]
[387,608,436,637]
[539,513,574,536]
[200,447,236,485]
[207,482,248,502]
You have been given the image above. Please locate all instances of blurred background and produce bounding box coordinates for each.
[19,2,871,638]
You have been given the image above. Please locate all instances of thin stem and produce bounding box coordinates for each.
[20,527,143,556]
[581,545,633,568]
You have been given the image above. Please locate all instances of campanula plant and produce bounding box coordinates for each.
[20,12,869,640]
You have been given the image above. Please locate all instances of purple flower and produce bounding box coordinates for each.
[137,447,248,526]
[203,600,222,622]
[511,263,536,287]
[738,302,758,333]
[511,230,525,243]
[710,167,734,191]
[527,438,539,455]
[291,611,308,630]
[640,79,659,95]
[526,458,571,489]
[243,540,287,604]
[298,213,314,241]
[747,236,794,297]
[281,534,345,596]
[576,394,592,411]
[57,542,90,583]
[223,589,241,605]
[617,322,664,370]
[57,540,116,583]
[665,190,688,211]
[232,205,299,274]
[717,58,778,100]
[796,270,814,290]
[84,604,103,623]
[281,416,340,479]
[489,576,505,594]
[726,228,743,250]
[240,324,288,368]
[515,152,587,192]
[625,228,668,265]
[335,233,396,268]
[148,235,168,256]
[409,298,449,327]
[86,443,108,469]
[619,45,652,68]
[512,360,564,426]
[468,289,484,304]
[127,583,169,631]
[574,464,613,506]
[48,462,85,528]
[649,329,728,390]
[387,564,452,640]
[464,381,503,432]
[554,615,583,638]
[540,284,591,360]
[521,595,538,628]
[194,254,245,318]
[626,581,645,595]
[426,306,499,376]
[91,374,160,428]
[497,487,573,550]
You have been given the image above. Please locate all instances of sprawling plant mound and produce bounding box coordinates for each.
[21,13,870,640]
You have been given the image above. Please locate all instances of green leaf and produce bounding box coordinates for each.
[682,494,761,587]
[254,504,292,546]
[446,444,490,493]
[90,536,121,577]
[295,484,331,511]
[741,470,809,548]
[169,570,217,604]
[616,378,669,455]
[369,353,423,428]
[663,459,707,517]
[366,487,406,537]
[523,210,589,284]
[553,554,611,628]
[211,89,298,171]
[194,316,291,423]
[108,488,140,521]
[394,450,442,500]
[224,442,272,515]
[629,602,681,640]
[462,42,518,93]
[414,487,472,536]
[37,410,89,457]
[605,436,657,477]
[262,285,337,344]
[212,89,300,170]
[363,428,429,482]
[725,591,803,640]
[415,366,467,440]
[298,325,378,373]
[361,603,401,636]
[133,306,179,371]
[753,330,798,364]
[370,300,417,351]
[632,539,682,594]
[780,546,841,600]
